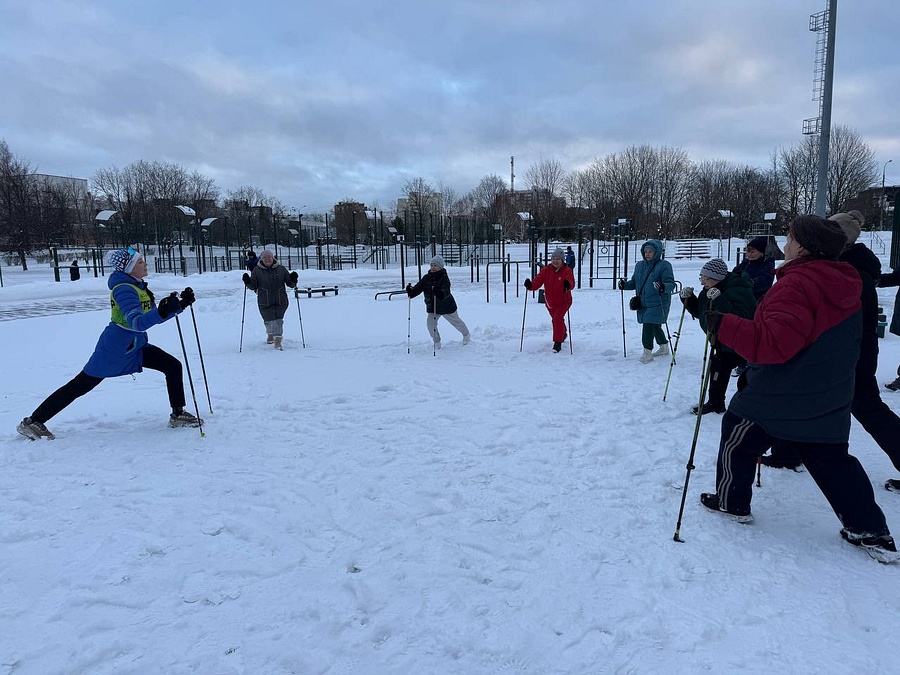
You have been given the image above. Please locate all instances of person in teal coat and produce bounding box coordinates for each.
[619,239,676,363]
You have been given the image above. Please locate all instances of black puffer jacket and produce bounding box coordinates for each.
[840,242,881,381]
[408,268,458,315]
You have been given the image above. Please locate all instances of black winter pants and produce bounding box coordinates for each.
[30,345,185,423]
[707,350,746,407]
[715,410,889,535]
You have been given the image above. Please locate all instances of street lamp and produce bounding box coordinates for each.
[881,159,893,230]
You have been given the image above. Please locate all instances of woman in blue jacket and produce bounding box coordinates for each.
[17,248,201,440]
[618,239,676,363]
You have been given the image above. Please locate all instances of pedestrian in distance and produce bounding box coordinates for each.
[524,248,575,353]
[245,250,259,272]
[732,237,775,301]
[618,239,675,363]
[242,249,298,350]
[69,259,81,281]
[679,258,756,415]
[700,214,897,562]
[17,248,202,440]
[406,255,471,349]
[565,246,576,270]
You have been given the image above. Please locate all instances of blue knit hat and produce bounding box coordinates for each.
[106,249,142,274]
[747,237,767,254]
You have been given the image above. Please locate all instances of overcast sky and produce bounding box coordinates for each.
[1,0,897,214]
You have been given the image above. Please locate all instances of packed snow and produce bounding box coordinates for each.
[2,239,899,674]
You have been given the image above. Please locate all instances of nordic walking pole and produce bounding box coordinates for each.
[756,456,763,488]
[239,284,247,353]
[620,281,627,358]
[519,286,529,352]
[567,309,573,354]
[407,296,412,355]
[673,334,716,542]
[663,302,688,401]
[294,288,306,348]
[189,302,213,414]
[175,310,205,438]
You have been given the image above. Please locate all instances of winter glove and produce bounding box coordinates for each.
[158,292,180,319]
[679,286,695,299]
[406,283,413,297]
[178,287,195,309]
[653,281,664,292]
[704,310,725,340]
[289,271,299,284]
[617,279,626,290]
[242,272,251,286]
[706,287,722,302]
[524,278,533,290]
[563,280,571,292]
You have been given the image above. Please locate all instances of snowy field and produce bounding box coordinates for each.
[2,238,899,674]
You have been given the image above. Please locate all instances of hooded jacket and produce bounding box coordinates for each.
[83,270,177,378]
[732,256,775,300]
[408,267,458,315]
[718,256,862,443]
[682,271,757,355]
[529,261,575,310]
[622,240,675,324]
[247,258,297,321]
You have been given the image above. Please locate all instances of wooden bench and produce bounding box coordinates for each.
[301,286,339,298]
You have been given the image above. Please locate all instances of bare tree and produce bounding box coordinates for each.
[402,177,436,240]
[652,146,692,239]
[0,139,36,269]
[600,145,656,238]
[778,136,818,221]
[827,125,877,216]
[525,158,566,238]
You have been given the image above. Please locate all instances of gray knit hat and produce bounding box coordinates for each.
[828,211,864,247]
[430,254,445,268]
[551,248,565,260]
[790,215,847,259]
[700,258,728,281]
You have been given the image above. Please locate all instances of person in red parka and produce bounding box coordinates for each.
[701,215,896,561]
[524,248,575,353]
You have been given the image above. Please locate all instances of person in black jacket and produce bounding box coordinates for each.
[406,255,470,349]
[678,258,757,415]
[242,250,298,350]
[765,211,900,490]
[732,237,775,301]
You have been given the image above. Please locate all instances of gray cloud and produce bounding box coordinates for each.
[1,0,897,213]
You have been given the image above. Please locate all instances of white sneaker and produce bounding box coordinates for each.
[652,343,669,357]
[274,336,283,350]
[462,334,471,345]
[639,349,654,364]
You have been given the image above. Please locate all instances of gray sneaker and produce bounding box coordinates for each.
[168,411,203,428]
[17,417,55,440]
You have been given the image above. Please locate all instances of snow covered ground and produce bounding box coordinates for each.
[1,238,899,674]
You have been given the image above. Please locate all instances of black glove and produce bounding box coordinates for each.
[653,281,664,292]
[406,283,413,297]
[705,311,725,340]
[617,279,626,290]
[242,272,251,286]
[158,292,180,319]
[289,271,298,283]
[563,280,570,292]
[524,278,533,290]
[179,287,195,309]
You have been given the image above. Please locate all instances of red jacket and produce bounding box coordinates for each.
[718,257,860,365]
[531,263,575,309]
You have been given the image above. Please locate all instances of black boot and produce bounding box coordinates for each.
[691,401,726,415]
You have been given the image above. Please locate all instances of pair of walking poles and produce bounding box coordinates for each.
[519,289,573,353]
[171,293,213,438]
[238,285,307,353]
[404,296,445,358]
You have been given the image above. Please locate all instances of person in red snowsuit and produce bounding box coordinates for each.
[524,248,575,352]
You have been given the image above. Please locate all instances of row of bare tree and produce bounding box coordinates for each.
[1,125,879,261]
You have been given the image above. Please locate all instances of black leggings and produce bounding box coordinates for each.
[30,344,185,423]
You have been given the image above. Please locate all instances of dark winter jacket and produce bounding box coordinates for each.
[408,267,458,315]
[247,259,297,321]
[245,254,258,271]
[732,256,775,301]
[877,268,900,337]
[682,271,757,355]
[529,261,575,312]
[565,250,576,269]
[718,256,862,443]
[83,271,178,378]
[622,240,675,324]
